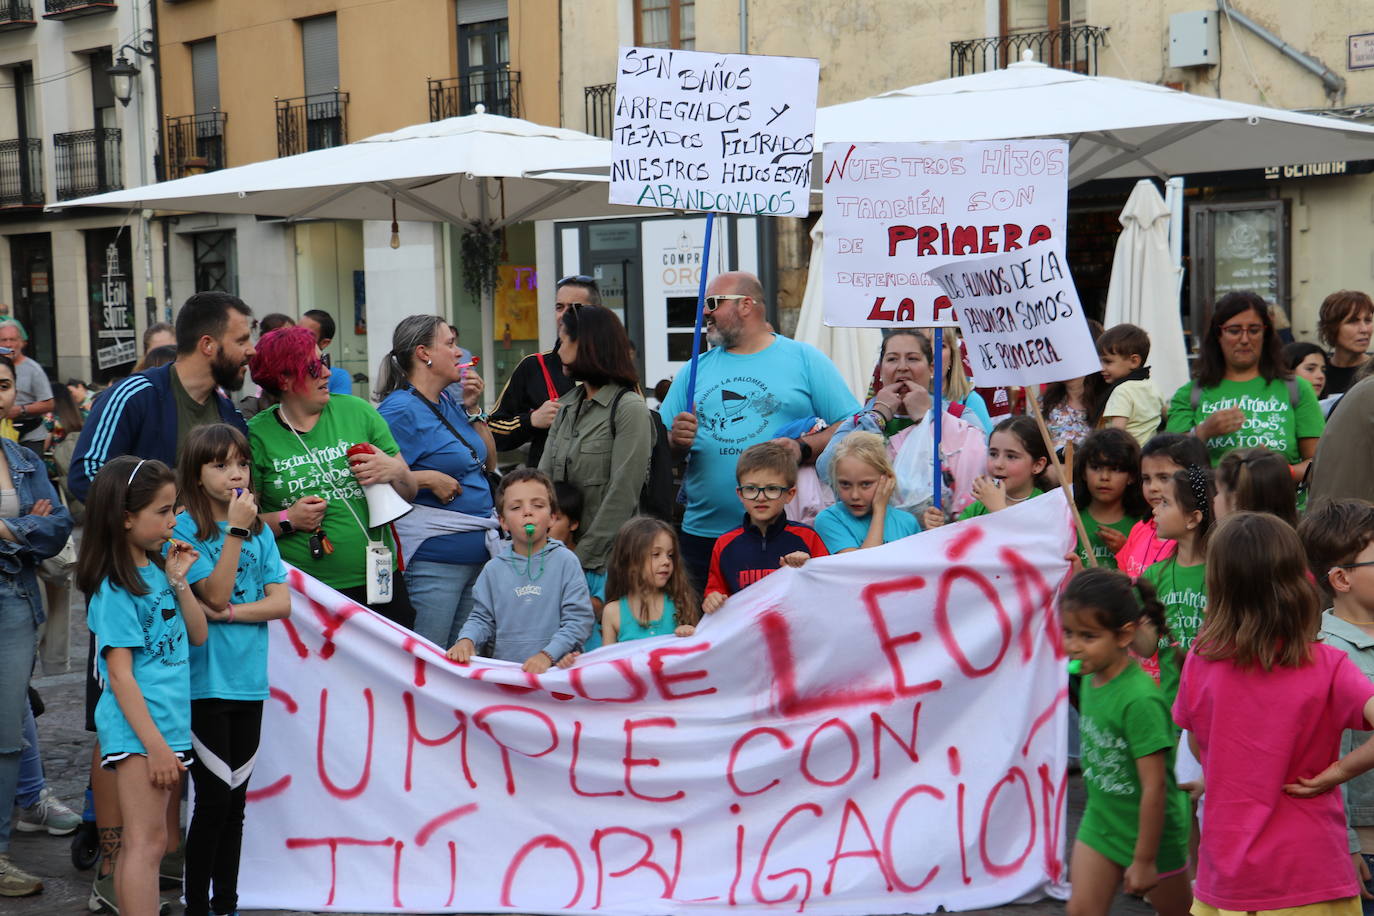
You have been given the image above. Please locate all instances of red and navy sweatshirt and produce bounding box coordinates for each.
[706,512,828,597]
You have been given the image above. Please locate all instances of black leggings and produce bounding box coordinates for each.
[185,699,263,916]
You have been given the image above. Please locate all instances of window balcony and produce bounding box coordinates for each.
[949,24,1109,77]
[0,138,42,207]
[165,111,226,180]
[583,82,615,139]
[428,71,521,121]
[53,127,121,200]
[275,91,347,158]
[42,0,115,20]
[0,2,36,30]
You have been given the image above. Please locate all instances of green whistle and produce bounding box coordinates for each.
[1067,659,1082,675]
[524,523,536,539]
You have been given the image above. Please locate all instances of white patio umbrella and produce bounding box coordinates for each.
[815,54,1374,185]
[1104,180,1190,398]
[794,217,884,401]
[50,108,631,228]
[50,109,636,393]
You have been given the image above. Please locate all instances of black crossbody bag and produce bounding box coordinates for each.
[409,389,502,497]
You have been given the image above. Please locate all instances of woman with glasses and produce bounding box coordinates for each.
[247,327,419,625]
[1166,291,1324,469]
[538,304,650,607]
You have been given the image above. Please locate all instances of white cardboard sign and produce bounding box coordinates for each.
[822,140,1069,327]
[927,243,1101,388]
[611,47,818,217]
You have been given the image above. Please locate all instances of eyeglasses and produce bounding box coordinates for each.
[705,294,750,313]
[1337,561,1374,571]
[737,484,788,500]
[1219,324,1266,339]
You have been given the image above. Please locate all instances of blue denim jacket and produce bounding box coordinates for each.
[0,438,74,625]
[1319,610,1374,854]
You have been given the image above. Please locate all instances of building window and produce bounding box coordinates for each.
[193,231,237,295]
[635,0,694,50]
[456,2,512,116]
[1004,0,1086,32]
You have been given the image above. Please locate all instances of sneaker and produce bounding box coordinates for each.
[0,854,43,896]
[88,871,115,912]
[16,787,82,836]
[89,869,171,914]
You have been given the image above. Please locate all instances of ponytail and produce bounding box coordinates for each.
[374,314,447,401]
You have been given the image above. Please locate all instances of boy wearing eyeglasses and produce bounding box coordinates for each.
[1300,498,1374,903]
[701,441,827,614]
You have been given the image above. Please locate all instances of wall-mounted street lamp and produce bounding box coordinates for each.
[107,39,155,107]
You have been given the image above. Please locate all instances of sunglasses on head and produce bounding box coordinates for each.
[559,274,595,285]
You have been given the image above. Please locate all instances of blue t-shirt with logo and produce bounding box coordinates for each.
[91,564,192,755]
[173,513,287,701]
[813,501,921,553]
[660,335,861,538]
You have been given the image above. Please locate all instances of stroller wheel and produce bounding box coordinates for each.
[71,820,99,870]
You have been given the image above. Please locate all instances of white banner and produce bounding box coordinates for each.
[239,494,1075,914]
[611,47,818,217]
[927,244,1101,388]
[821,140,1068,328]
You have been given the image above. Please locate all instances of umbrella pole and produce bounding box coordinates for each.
[932,328,944,514]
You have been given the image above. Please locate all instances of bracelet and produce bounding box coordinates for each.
[539,650,555,664]
[227,602,235,623]
[171,580,187,592]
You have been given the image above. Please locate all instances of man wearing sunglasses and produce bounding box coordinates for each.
[486,275,594,465]
[661,271,860,591]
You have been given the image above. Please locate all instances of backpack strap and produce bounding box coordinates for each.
[609,386,627,438]
[534,352,559,401]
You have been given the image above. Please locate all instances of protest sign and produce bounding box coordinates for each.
[611,47,818,217]
[238,493,1075,914]
[926,243,1100,389]
[822,140,1068,328]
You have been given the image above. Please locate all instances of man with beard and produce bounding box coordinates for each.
[662,271,859,592]
[70,290,254,499]
[0,321,53,450]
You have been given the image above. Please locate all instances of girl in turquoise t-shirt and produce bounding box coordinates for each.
[76,457,208,916]
[1073,429,1148,570]
[814,431,920,553]
[174,424,291,916]
[1060,568,1192,916]
[602,518,700,645]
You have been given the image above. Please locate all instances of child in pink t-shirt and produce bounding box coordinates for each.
[1114,434,1209,579]
[1175,512,1374,915]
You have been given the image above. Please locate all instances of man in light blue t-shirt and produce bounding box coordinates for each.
[663,271,860,592]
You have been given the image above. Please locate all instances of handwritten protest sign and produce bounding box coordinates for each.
[822,140,1068,328]
[238,494,1075,914]
[611,47,818,216]
[926,243,1100,388]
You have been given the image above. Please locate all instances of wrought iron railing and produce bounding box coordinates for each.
[950,24,1109,76]
[165,111,226,179]
[584,82,615,139]
[53,127,121,200]
[0,138,42,206]
[275,91,347,158]
[0,2,35,27]
[43,0,114,17]
[428,71,521,120]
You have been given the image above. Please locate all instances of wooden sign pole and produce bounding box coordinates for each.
[1025,387,1097,568]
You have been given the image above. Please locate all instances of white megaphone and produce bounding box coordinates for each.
[347,443,414,526]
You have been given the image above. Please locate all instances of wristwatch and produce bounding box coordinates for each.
[277,510,294,535]
[794,437,813,463]
[227,525,251,540]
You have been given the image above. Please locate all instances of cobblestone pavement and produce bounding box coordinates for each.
[8,591,1153,916]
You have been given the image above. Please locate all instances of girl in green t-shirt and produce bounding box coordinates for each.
[1141,465,1216,651]
[1060,568,1193,916]
[926,416,1054,526]
[1074,429,1148,570]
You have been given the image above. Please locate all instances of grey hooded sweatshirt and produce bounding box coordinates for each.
[457,539,593,663]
